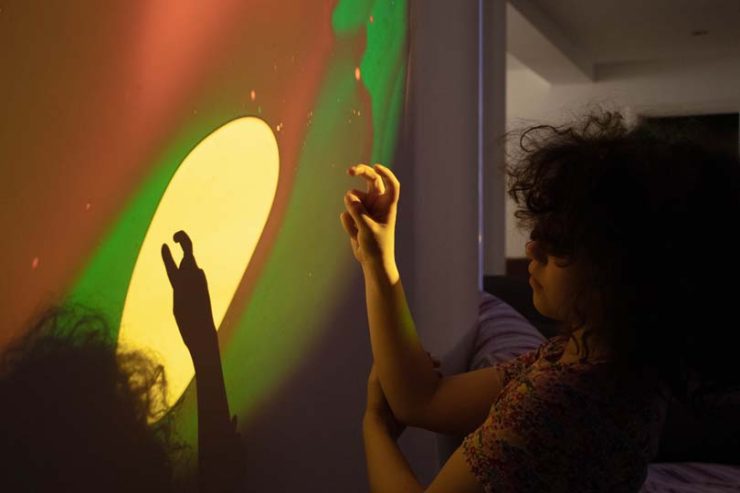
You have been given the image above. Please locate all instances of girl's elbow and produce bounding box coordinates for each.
[394,401,428,428]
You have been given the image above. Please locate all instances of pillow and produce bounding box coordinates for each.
[468,291,546,371]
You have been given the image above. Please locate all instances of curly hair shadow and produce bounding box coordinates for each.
[0,304,191,492]
[497,106,740,415]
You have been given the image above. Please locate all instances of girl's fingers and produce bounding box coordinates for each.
[343,192,368,230]
[350,188,369,202]
[339,211,358,237]
[349,164,386,195]
[373,164,399,204]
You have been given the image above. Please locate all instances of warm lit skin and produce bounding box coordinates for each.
[341,163,487,493]
[525,240,579,323]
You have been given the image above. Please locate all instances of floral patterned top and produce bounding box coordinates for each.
[462,334,669,493]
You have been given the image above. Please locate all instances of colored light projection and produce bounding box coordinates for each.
[61,0,408,439]
[118,117,279,409]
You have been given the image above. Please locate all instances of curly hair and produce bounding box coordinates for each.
[0,304,189,492]
[500,105,740,414]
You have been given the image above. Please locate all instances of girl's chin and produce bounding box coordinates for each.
[531,297,553,320]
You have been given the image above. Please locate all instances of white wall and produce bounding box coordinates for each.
[403,0,484,481]
[504,54,740,258]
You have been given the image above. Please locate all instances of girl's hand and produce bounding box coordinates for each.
[364,353,441,440]
[340,163,400,269]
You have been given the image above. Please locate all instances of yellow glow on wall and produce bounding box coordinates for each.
[118,117,279,409]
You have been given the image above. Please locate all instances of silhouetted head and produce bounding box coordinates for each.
[0,305,185,492]
[501,105,740,409]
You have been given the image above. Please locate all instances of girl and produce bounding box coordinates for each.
[340,108,740,492]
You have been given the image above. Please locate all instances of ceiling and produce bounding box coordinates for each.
[507,0,740,82]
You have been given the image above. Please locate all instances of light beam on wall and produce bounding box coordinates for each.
[117,117,279,409]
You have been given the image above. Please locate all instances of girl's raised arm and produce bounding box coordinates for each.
[341,164,506,434]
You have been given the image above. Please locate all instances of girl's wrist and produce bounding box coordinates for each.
[362,255,399,284]
[363,411,404,441]
[363,411,390,433]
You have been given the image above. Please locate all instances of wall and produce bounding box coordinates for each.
[0,0,497,490]
[0,1,411,491]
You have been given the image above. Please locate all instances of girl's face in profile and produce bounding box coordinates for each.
[525,240,580,323]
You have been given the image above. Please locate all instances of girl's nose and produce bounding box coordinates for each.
[525,240,536,259]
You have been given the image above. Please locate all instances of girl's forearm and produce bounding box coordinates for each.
[361,259,441,423]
